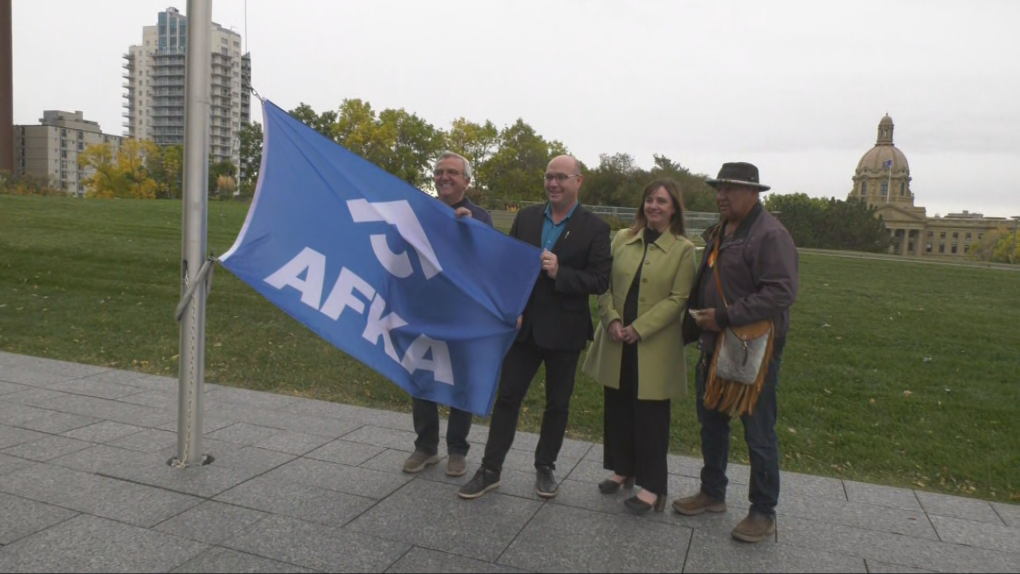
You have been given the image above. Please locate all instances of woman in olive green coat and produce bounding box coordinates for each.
[582,179,698,514]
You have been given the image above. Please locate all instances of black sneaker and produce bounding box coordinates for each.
[457,466,501,500]
[536,466,559,498]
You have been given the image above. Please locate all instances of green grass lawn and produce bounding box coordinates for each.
[1,195,1018,503]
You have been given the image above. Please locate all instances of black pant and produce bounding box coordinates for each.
[696,340,785,517]
[603,342,670,496]
[412,398,472,456]
[482,338,581,474]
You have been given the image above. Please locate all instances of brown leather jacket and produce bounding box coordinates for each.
[682,203,799,353]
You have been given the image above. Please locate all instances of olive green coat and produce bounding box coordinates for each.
[582,228,698,401]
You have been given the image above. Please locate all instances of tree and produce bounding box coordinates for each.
[376,108,445,188]
[78,139,160,199]
[146,144,183,199]
[968,225,1020,264]
[764,193,890,252]
[239,121,263,198]
[477,119,563,202]
[208,157,238,198]
[289,103,337,140]
[446,118,499,169]
[651,154,718,213]
[216,175,236,197]
[581,152,646,207]
[0,170,63,196]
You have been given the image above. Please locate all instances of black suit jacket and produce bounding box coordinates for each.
[510,204,612,351]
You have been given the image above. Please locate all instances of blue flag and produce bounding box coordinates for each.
[219,100,542,416]
[882,159,893,169]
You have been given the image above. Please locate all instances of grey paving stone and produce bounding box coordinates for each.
[916,491,1003,524]
[0,401,65,427]
[210,405,364,438]
[64,421,146,443]
[222,514,410,572]
[307,440,387,466]
[385,547,528,573]
[453,444,581,478]
[49,378,147,400]
[775,494,937,539]
[0,491,79,545]
[50,444,151,474]
[215,474,376,527]
[844,481,924,512]
[0,452,38,476]
[781,471,849,501]
[0,424,50,450]
[993,502,1020,528]
[0,365,80,386]
[79,368,152,385]
[3,387,70,407]
[254,430,335,456]
[206,422,282,446]
[498,503,691,572]
[0,464,203,528]
[117,373,179,393]
[13,410,100,434]
[22,358,110,378]
[347,479,542,562]
[565,459,609,484]
[154,501,269,545]
[276,396,362,419]
[210,445,296,474]
[33,393,174,427]
[929,514,1020,554]
[108,428,181,452]
[204,386,301,410]
[684,529,866,573]
[117,390,180,409]
[778,515,1020,573]
[668,454,752,485]
[360,448,422,474]
[865,560,937,573]
[0,514,208,573]
[0,435,96,461]
[341,425,420,452]
[0,380,30,395]
[265,458,413,500]
[171,548,317,573]
[154,413,237,434]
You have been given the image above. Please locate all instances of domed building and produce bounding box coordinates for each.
[849,115,1005,257]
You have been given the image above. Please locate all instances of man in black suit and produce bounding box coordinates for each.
[459,155,612,500]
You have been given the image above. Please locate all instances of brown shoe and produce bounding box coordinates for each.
[446,453,467,477]
[402,450,440,474]
[671,491,728,516]
[731,512,776,543]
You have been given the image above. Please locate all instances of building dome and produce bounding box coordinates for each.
[850,114,913,205]
[855,114,909,174]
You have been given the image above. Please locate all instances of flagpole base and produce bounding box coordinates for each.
[167,454,215,469]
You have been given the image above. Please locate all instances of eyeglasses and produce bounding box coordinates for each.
[434,169,462,177]
[544,174,581,182]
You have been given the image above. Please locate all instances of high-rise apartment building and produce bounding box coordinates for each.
[123,6,251,169]
[13,110,124,197]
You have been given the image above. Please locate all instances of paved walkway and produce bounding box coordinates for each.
[0,351,1017,573]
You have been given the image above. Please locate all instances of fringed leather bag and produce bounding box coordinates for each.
[703,235,774,418]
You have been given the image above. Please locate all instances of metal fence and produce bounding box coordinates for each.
[514,200,718,236]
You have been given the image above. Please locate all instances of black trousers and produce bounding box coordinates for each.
[411,398,472,457]
[482,337,581,474]
[603,341,670,496]
[697,339,785,517]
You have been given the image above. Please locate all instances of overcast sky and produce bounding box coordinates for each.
[13,0,1020,217]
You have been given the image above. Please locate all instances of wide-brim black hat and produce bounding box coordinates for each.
[705,162,771,191]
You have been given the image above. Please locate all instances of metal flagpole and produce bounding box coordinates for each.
[173,0,213,468]
[0,0,13,174]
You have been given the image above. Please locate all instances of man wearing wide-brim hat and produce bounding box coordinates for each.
[674,162,800,543]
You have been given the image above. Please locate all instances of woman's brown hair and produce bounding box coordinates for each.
[629,178,686,237]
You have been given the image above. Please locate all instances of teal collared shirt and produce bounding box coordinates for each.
[541,202,579,251]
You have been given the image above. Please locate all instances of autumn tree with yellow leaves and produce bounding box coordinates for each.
[77,139,160,199]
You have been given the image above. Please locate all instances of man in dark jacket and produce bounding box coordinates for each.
[458,155,612,500]
[402,151,493,478]
[673,162,799,543]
